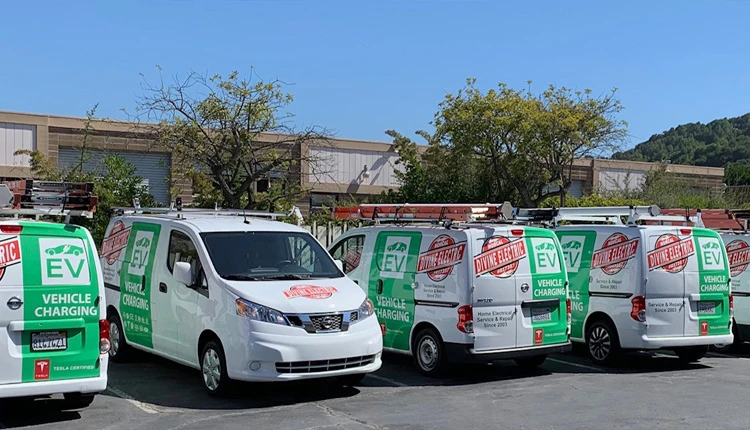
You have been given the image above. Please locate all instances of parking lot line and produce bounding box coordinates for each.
[547,357,604,372]
[106,386,160,414]
[366,374,409,387]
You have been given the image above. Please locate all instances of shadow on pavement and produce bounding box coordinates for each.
[546,346,712,374]
[0,397,82,428]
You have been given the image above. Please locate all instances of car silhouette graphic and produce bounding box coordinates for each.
[136,237,151,248]
[387,242,407,252]
[535,242,555,251]
[702,242,720,250]
[45,244,84,256]
[563,241,582,250]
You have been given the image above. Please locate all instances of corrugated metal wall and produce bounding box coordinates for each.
[0,123,36,167]
[58,148,171,204]
[309,146,403,186]
[598,168,647,192]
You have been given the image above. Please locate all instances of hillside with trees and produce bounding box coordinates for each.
[611,113,750,167]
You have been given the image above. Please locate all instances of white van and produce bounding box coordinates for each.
[330,204,571,376]
[0,181,108,409]
[101,205,382,396]
[713,231,750,351]
[515,206,733,365]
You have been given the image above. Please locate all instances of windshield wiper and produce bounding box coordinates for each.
[255,274,312,281]
[222,274,258,281]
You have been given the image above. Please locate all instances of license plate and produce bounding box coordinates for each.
[698,301,716,315]
[30,331,68,352]
[531,308,551,323]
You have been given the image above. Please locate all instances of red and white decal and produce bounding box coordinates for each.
[700,321,709,336]
[34,359,50,380]
[417,235,466,282]
[647,234,695,273]
[473,236,526,278]
[341,247,362,273]
[0,237,22,282]
[283,285,338,299]
[591,233,639,275]
[727,240,750,278]
[534,328,544,345]
[101,221,131,265]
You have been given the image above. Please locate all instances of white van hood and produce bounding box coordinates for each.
[223,276,365,314]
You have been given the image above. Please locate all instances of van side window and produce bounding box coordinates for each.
[330,235,365,273]
[168,230,208,295]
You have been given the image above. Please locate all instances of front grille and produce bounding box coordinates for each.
[310,314,343,331]
[276,354,377,374]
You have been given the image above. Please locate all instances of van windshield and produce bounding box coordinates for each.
[201,231,343,281]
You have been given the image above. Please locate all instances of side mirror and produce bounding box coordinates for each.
[334,259,345,272]
[174,261,193,286]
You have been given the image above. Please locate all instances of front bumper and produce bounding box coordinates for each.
[445,342,572,364]
[226,316,383,382]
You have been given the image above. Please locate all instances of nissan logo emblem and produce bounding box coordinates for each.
[520,283,530,293]
[321,316,336,330]
[6,297,23,310]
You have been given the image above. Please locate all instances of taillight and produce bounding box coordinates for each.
[566,298,572,321]
[631,296,646,322]
[730,294,734,318]
[99,319,111,354]
[457,305,474,334]
[0,225,22,234]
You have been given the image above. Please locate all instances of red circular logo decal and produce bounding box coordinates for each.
[482,236,519,278]
[601,233,629,276]
[283,285,338,299]
[655,234,688,274]
[727,239,749,278]
[427,235,455,282]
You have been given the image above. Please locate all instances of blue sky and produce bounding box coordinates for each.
[1,0,748,150]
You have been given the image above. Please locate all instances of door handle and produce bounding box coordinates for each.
[377,279,383,295]
[141,275,147,292]
[159,283,168,293]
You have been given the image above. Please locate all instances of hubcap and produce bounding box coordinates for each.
[418,337,438,370]
[109,321,120,357]
[588,326,611,361]
[202,349,221,391]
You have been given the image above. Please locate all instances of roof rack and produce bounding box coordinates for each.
[0,180,98,222]
[332,203,514,224]
[112,197,302,224]
[513,205,700,227]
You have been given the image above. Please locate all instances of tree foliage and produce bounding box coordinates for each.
[389,79,627,207]
[133,68,332,209]
[612,113,750,167]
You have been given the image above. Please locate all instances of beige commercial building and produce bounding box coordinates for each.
[0,110,726,213]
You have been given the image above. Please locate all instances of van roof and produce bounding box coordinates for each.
[116,215,309,234]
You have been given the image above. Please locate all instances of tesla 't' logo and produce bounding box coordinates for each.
[34,360,50,380]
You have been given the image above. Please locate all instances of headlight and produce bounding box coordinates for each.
[236,298,288,325]
[353,298,375,323]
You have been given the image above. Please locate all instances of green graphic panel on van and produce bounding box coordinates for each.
[526,230,569,345]
[370,231,422,351]
[119,222,162,348]
[555,231,598,340]
[18,222,101,383]
[693,229,731,336]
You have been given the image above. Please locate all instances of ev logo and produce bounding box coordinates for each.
[559,236,586,273]
[381,236,410,279]
[698,238,726,271]
[128,231,154,277]
[39,238,90,286]
[531,238,560,274]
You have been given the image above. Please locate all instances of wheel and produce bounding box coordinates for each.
[62,393,95,410]
[413,328,448,377]
[514,355,547,369]
[338,373,367,386]
[108,312,131,363]
[201,340,232,396]
[586,320,620,365]
[675,345,708,363]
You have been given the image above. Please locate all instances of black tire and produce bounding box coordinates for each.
[338,373,367,386]
[586,320,621,366]
[62,393,95,410]
[107,312,131,363]
[675,345,709,363]
[413,328,448,377]
[200,340,232,397]
[514,355,547,369]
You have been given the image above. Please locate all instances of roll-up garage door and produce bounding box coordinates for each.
[57,148,171,205]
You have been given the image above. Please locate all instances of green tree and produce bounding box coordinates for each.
[133,67,332,209]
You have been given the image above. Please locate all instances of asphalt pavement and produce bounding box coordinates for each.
[3,345,750,430]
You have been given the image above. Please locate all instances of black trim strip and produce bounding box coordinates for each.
[732,291,750,297]
[105,282,121,292]
[414,300,459,308]
[521,299,559,308]
[589,291,633,299]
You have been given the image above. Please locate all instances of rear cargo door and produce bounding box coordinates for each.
[689,229,731,337]
[4,223,101,385]
[517,229,568,348]
[645,228,689,338]
[0,226,25,385]
[471,227,522,351]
